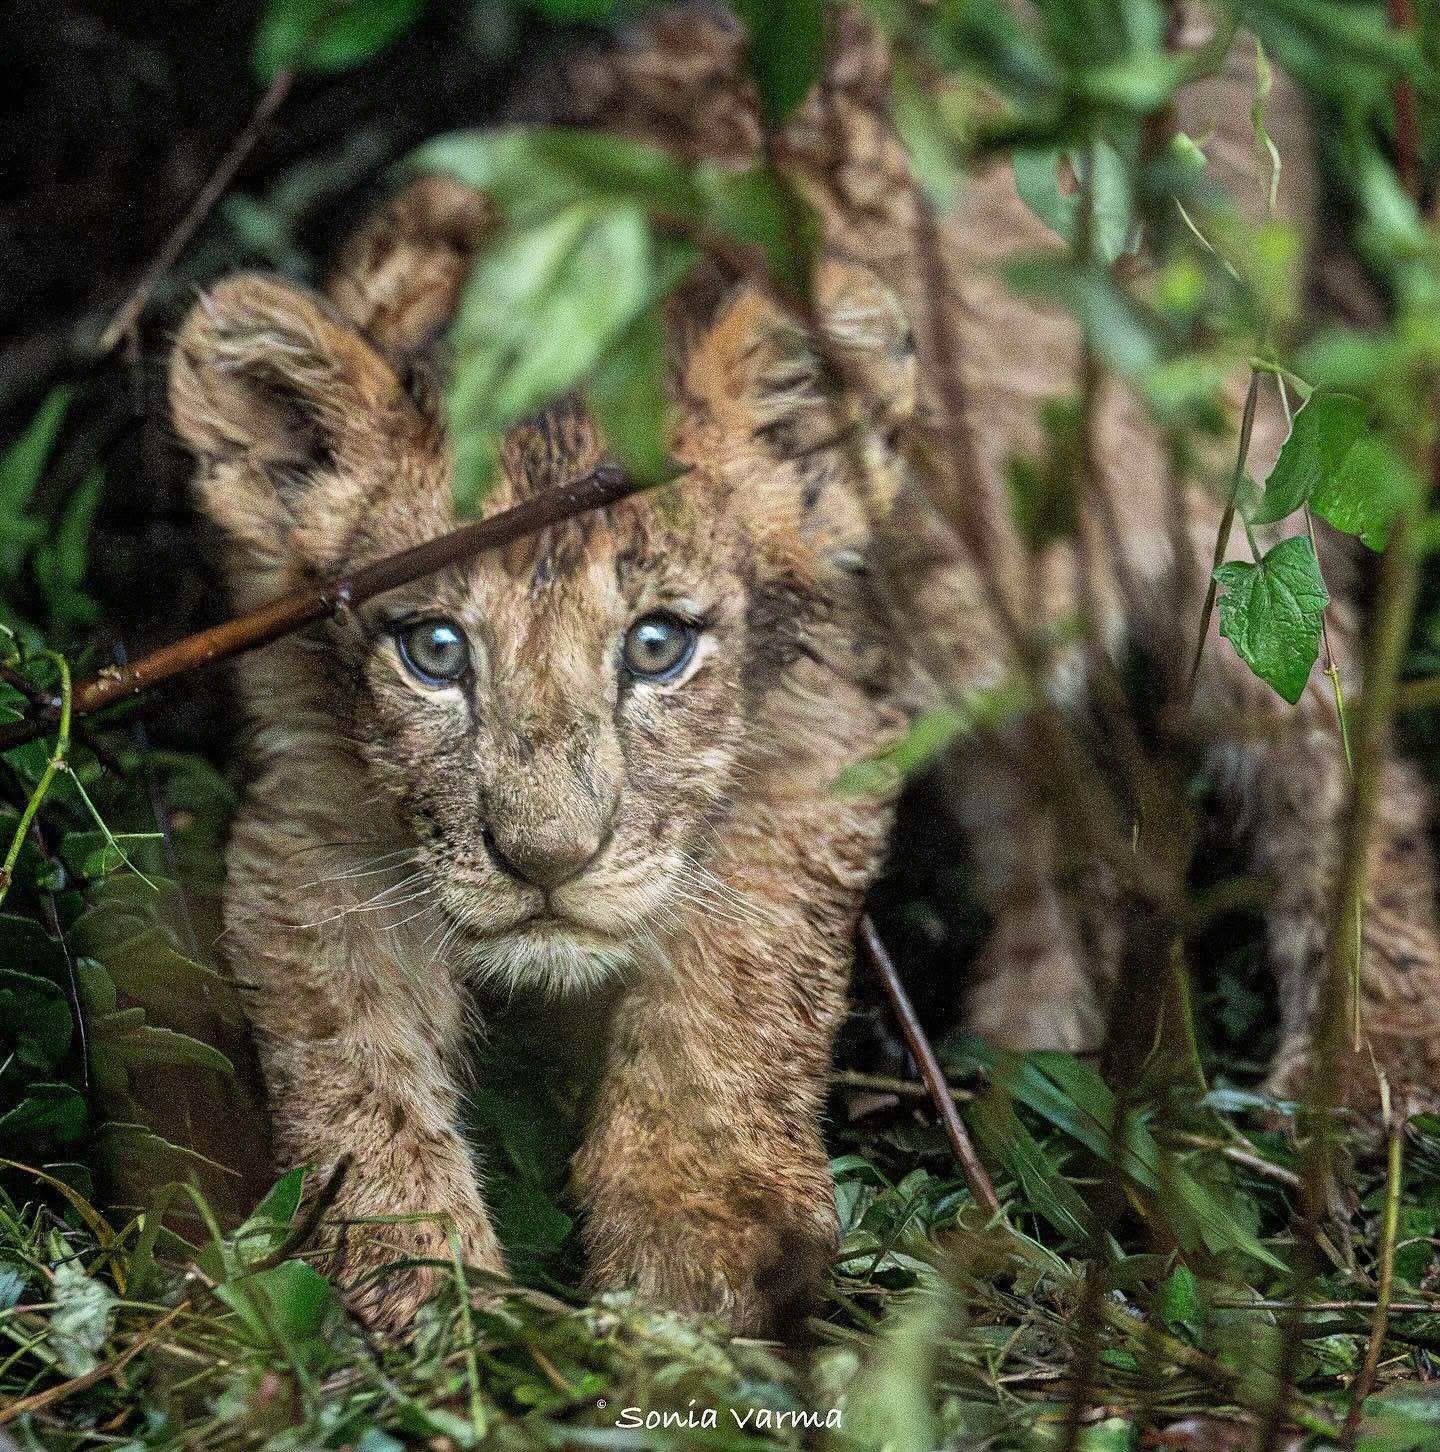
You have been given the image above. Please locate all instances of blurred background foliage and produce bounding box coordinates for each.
[6,0,1440,1447]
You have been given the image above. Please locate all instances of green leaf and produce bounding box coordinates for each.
[413,128,700,227]
[1310,431,1417,552]
[1213,535,1329,704]
[703,166,817,299]
[67,916,233,1025]
[35,466,104,636]
[735,0,827,124]
[1014,141,1133,264]
[1005,256,1161,378]
[447,202,694,511]
[0,1261,27,1311]
[200,1170,304,1282]
[49,1256,114,1377]
[890,64,965,211]
[0,386,72,520]
[0,969,72,1071]
[1155,1263,1202,1334]
[0,912,67,979]
[59,830,162,882]
[102,1023,235,1078]
[970,1088,1097,1242]
[0,386,73,586]
[99,1122,238,1179]
[217,1257,339,1355]
[836,683,1026,794]
[451,201,651,415]
[0,1083,87,1144]
[1252,392,1415,548]
[964,1044,1285,1270]
[252,0,428,82]
[585,310,673,485]
[253,1166,308,1232]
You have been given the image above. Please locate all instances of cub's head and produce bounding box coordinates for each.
[170,258,913,991]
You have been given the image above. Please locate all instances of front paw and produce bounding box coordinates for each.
[965,922,1106,1054]
[586,1194,838,1338]
[326,1216,506,1334]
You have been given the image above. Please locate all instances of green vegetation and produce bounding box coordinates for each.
[6,0,1440,1446]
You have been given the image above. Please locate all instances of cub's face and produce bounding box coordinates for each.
[171,267,911,991]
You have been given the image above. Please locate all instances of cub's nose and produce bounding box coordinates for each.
[481,821,607,891]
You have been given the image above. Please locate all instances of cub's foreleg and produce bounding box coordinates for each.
[228,831,504,1329]
[574,808,882,1336]
[1222,724,1440,1110]
[953,740,1123,1055]
[1198,608,1440,1110]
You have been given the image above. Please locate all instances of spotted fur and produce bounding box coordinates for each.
[171,6,1440,1335]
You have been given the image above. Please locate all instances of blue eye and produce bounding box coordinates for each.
[622,613,698,682]
[396,619,469,686]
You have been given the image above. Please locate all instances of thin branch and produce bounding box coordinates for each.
[0,465,646,753]
[1342,1101,1405,1445]
[1094,1298,1340,1441]
[1259,497,1425,1452]
[97,68,297,354]
[0,1303,184,1427]
[1386,0,1420,205]
[831,1068,974,1105]
[1211,1296,1434,1314]
[857,914,1001,1218]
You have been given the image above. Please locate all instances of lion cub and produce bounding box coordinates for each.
[170,207,914,1328]
[172,11,1440,1334]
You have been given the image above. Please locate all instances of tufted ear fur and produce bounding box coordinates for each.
[683,260,916,567]
[169,273,434,581]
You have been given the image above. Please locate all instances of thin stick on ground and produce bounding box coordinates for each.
[831,1068,974,1105]
[97,68,296,355]
[0,1303,184,1426]
[858,914,1000,1218]
[0,465,648,753]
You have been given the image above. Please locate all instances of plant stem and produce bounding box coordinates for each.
[1260,500,1424,1452]
[0,655,72,908]
[1185,367,1262,706]
[1342,1104,1404,1444]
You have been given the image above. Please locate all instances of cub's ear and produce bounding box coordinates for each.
[684,261,916,561]
[169,273,428,573]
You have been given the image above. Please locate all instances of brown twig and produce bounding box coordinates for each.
[97,68,297,355]
[0,465,645,753]
[1167,1132,1303,1191]
[831,1068,975,1104]
[1387,0,1420,206]
[0,1303,184,1426]
[857,914,1001,1218]
[1212,1296,1436,1313]
[1185,366,1261,706]
[1342,1103,1405,1445]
